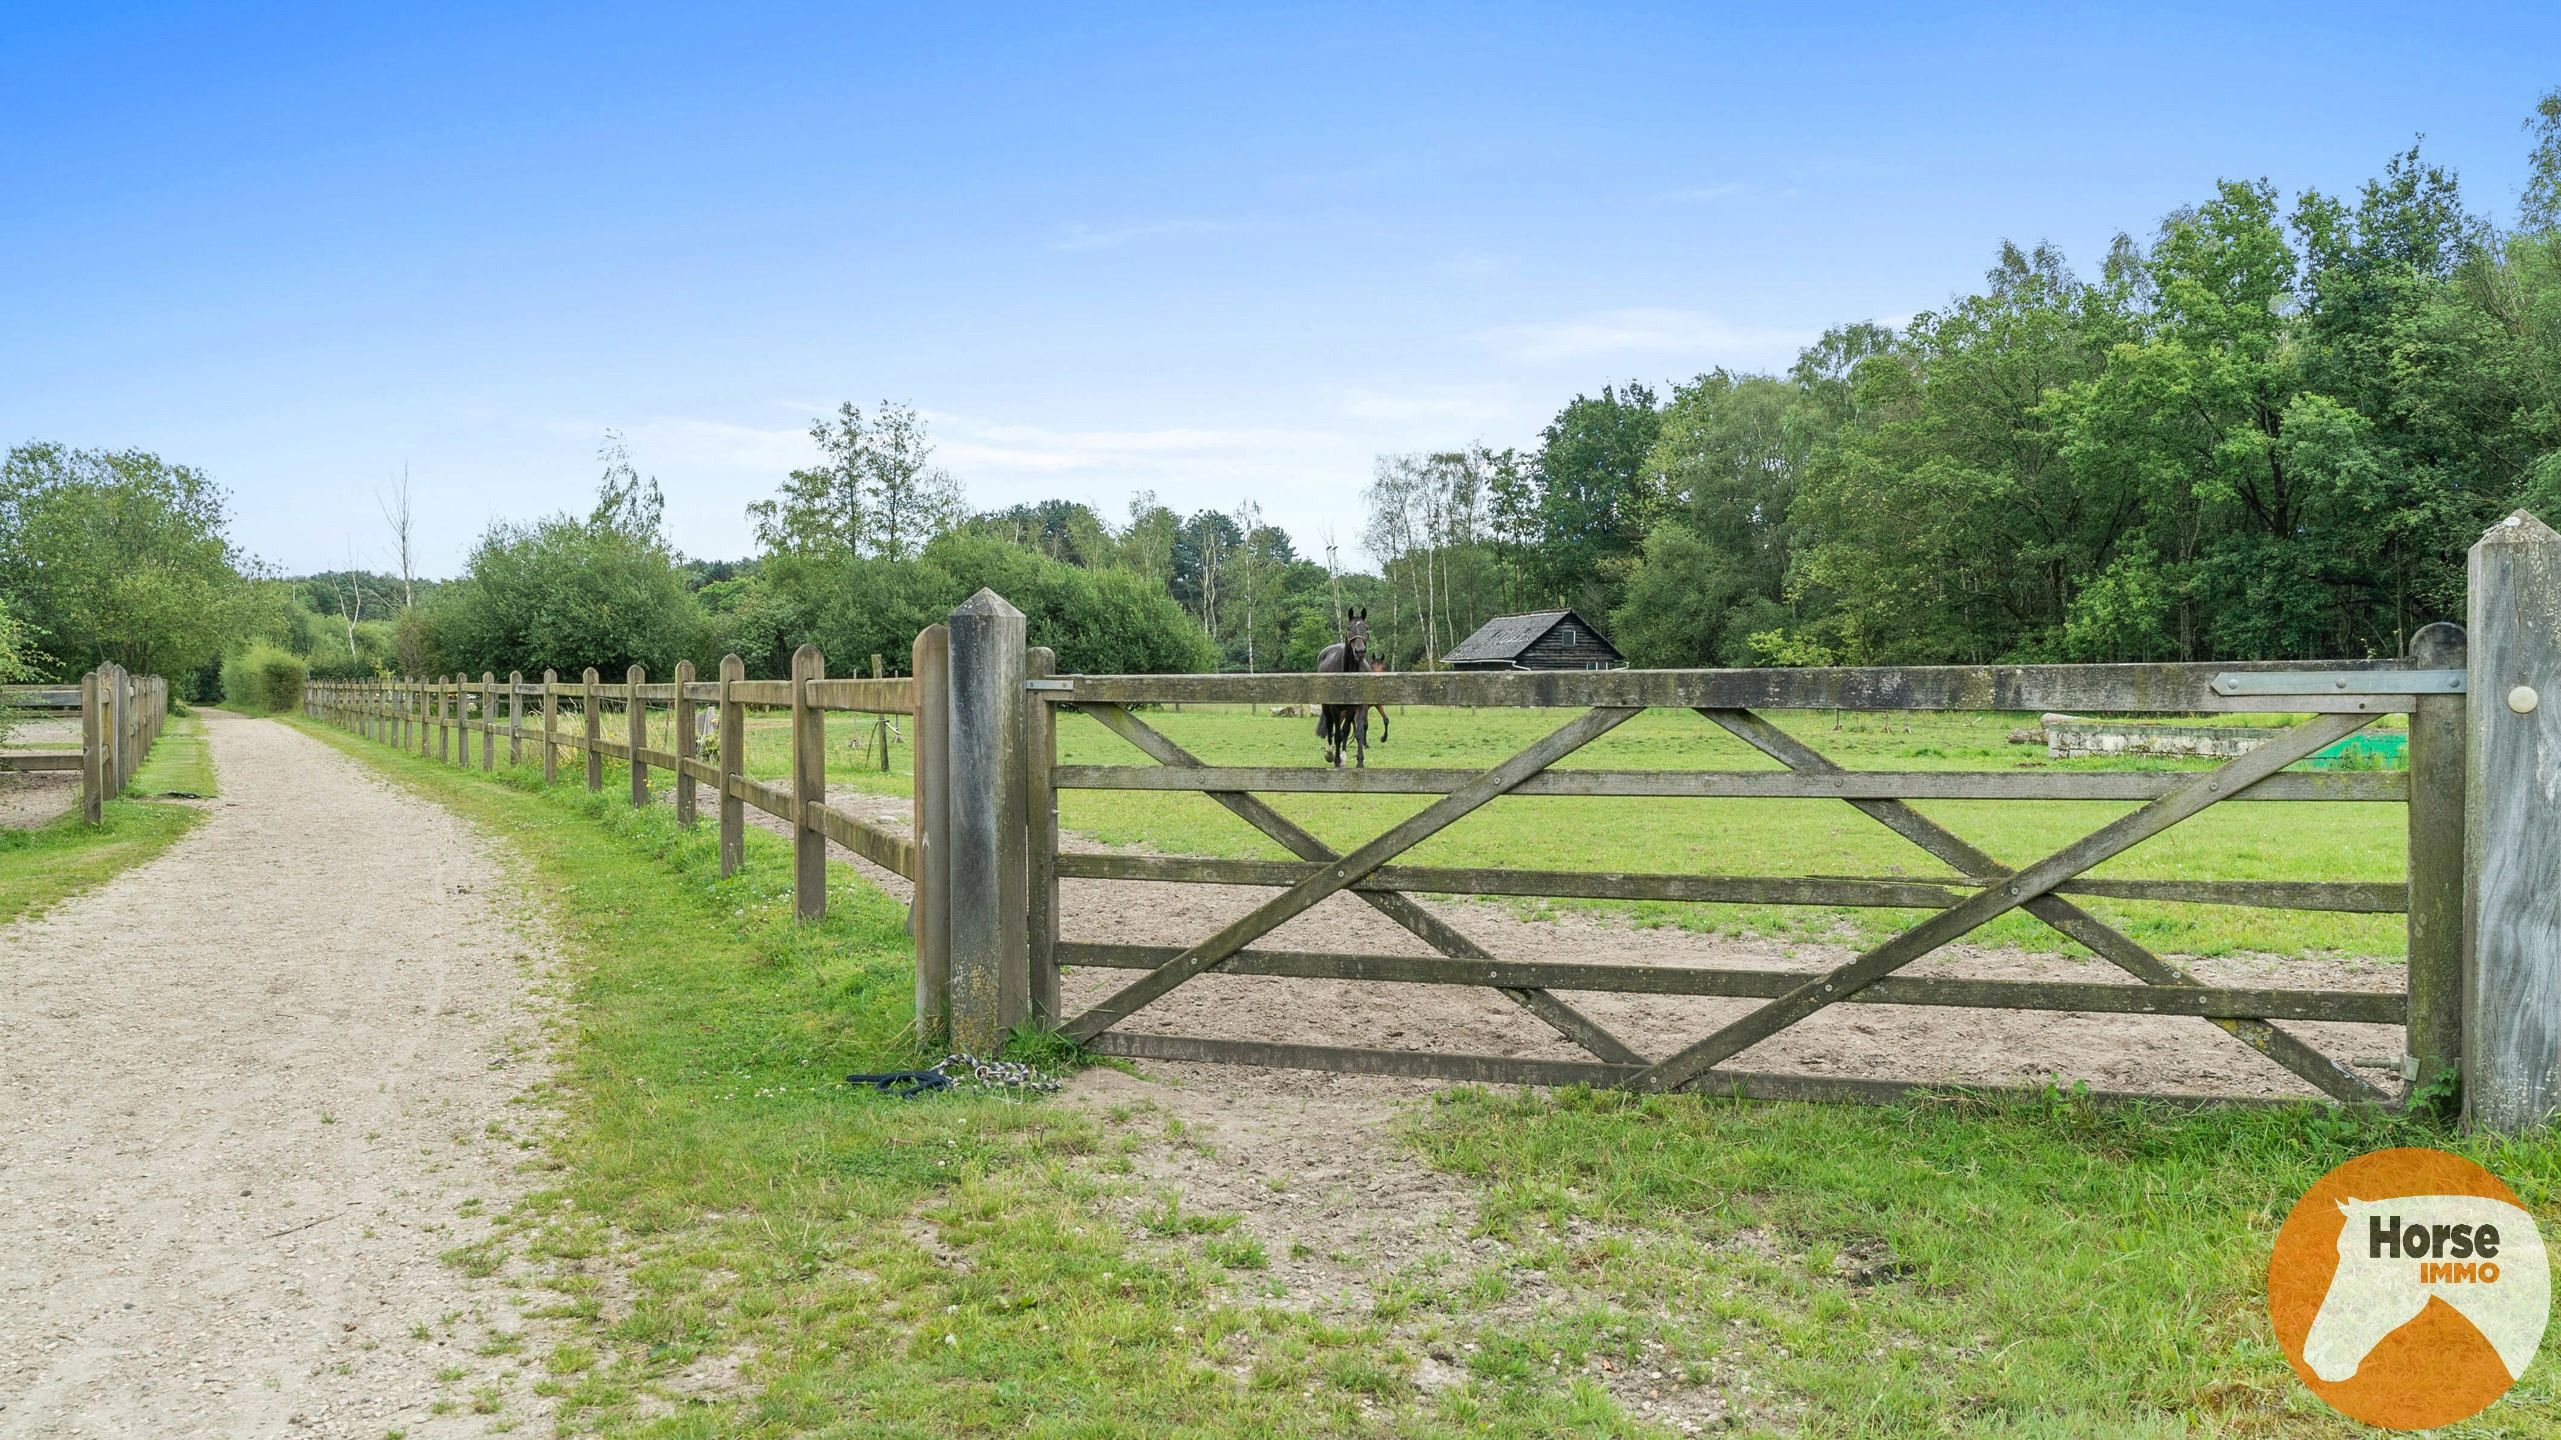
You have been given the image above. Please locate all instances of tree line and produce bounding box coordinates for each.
[10,89,2561,695]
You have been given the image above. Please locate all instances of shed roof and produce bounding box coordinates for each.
[1440,610,1619,666]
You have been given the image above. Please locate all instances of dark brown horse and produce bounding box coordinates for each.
[1315,607,1372,768]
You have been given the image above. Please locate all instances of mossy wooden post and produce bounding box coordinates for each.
[1026,646,1060,1025]
[911,623,953,1042]
[717,654,745,876]
[582,668,604,792]
[2464,510,2561,1132]
[79,668,103,824]
[672,659,698,827]
[507,671,524,766]
[791,644,826,921]
[437,676,452,763]
[540,670,560,783]
[627,664,649,808]
[2404,621,2465,1104]
[947,590,1029,1049]
[481,672,497,771]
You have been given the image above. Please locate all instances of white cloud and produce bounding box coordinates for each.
[1477,307,1813,367]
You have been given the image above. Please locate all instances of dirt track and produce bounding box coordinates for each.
[0,713,554,1439]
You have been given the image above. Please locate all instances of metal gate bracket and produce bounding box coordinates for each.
[2210,669,2466,696]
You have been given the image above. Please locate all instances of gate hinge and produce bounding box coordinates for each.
[2210,669,2466,696]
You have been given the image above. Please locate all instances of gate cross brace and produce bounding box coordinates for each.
[1628,709,2379,1095]
[1064,705,1642,1044]
[1698,709,2383,1104]
[1071,704,1647,1063]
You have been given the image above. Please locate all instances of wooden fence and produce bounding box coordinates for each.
[302,511,2561,1131]
[2,665,171,823]
[305,641,957,1029]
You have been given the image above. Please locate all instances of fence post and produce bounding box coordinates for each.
[80,669,103,824]
[508,671,524,765]
[717,654,745,875]
[1025,646,1060,1026]
[107,665,126,796]
[436,676,451,763]
[2465,510,2561,1132]
[583,668,603,792]
[946,589,1028,1050]
[2405,621,2465,1104]
[541,670,559,783]
[672,659,697,827]
[791,644,826,921]
[481,672,497,771]
[628,664,650,808]
[912,623,952,1044]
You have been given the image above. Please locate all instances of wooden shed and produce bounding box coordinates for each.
[1439,610,1625,671]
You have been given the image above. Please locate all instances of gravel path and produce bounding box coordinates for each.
[0,713,556,1438]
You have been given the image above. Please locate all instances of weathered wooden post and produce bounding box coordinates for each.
[672,659,698,827]
[582,668,603,792]
[791,644,827,921]
[508,671,524,766]
[437,676,452,763]
[2465,510,2561,1132]
[717,654,745,875]
[80,668,103,825]
[1025,646,1060,1025]
[628,664,650,808]
[105,665,125,796]
[481,672,498,771]
[541,670,559,783]
[946,590,1029,1050]
[2405,621,2466,1102]
[911,623,952,1043]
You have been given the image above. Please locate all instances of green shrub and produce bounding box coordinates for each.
[220,643,308,715]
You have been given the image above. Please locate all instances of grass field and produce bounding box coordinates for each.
[291,712,2561,1439]
[722,704,2410,960]
[0,710,213,924]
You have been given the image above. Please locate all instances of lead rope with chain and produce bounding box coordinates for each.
[845,1052,1064,1100]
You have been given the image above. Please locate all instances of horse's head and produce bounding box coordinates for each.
[1345,606,1369,667]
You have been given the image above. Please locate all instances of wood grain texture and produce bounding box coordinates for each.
[2404,623,2466,1099]
[911,625,953,1043]
[790,645,827,921]
[1049,764,2403,802]
[2465,511,2561,1131]
[1057,942,2405,1021]
[1045,659,2427,714]
[946,592,1029,1050]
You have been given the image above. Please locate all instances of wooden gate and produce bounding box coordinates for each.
[1017,642,2470,1110]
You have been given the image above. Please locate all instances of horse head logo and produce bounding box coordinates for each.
[2302,1194,2547,1384]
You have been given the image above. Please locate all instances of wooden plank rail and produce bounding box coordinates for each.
[13,666,170,823]
[1042,657,2434,714]
[1053,853,2407,914]
[1051,764,2404,803]
[1057,942,2405,1022]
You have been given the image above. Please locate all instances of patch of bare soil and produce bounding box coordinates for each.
[0,713,557,1439]
[0,770,78,829]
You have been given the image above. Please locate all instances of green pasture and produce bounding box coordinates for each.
[722,704,2411,961]
[288,713,2558,1438]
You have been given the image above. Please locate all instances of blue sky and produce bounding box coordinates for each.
[6,2,2559,578]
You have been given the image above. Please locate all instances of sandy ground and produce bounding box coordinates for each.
[0,771,79,829]
[0,713,556,1439]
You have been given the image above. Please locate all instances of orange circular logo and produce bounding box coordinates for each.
[2268,1147,2549,1429]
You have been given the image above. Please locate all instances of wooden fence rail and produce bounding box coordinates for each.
[306,651,950,1021]
[3,666,170,823]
